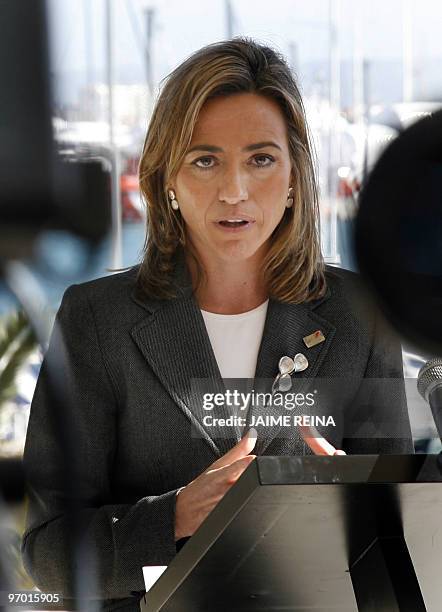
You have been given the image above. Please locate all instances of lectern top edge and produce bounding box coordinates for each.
[255,454,442,485]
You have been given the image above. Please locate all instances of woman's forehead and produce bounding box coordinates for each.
[190,92,288,146]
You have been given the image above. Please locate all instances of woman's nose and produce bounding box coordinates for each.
[218,167,248,204]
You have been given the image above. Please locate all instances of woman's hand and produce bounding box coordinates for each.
[299,423,346,456]
[174,429,257,540]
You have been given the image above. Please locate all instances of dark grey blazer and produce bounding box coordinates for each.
[21,261,413,609]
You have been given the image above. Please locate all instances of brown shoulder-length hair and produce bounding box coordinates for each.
[137,36,326,303]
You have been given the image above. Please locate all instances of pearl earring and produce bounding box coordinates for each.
[168,189,179,211]
[286,187,294,208]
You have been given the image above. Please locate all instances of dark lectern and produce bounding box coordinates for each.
[140,455,442,612]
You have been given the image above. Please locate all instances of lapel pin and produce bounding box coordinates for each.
[293,353,309,372]
[278,373,292,392]
[303,330,325,348]
[272,353,309,393]
[278,355,295,375]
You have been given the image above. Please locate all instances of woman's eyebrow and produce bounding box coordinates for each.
[245,141,282,152]
[186,141,282,154]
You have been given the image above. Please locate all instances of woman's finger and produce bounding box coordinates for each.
[210,428,257,469]
[208,454,256,483]
[299,423,346,456]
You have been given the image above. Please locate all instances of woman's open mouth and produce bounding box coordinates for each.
[216,218,255,231]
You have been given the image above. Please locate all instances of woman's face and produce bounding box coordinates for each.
[172,92,293,266]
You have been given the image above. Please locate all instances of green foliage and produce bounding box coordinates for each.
[0,310,37,407]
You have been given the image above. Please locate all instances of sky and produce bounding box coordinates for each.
[47,0,442,112]
[48,0,442,78]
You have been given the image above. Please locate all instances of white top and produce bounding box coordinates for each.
[200,300,269,379]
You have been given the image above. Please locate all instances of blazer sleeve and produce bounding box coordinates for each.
[342,306,414,455]
[21,285,180,601]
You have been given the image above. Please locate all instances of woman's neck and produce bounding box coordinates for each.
[187,252,268,315]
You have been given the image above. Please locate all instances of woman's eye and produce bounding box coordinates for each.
[193,156,216,169]
[252,154,275,167]
[191,154,275,170]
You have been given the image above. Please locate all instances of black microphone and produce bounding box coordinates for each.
[418,358,442,441]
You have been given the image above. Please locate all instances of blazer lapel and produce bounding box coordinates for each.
[249,290,336,455]
[130,266,241,458]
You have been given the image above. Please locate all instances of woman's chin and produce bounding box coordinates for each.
[212,240,263,263]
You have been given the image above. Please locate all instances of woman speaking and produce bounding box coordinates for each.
[22,38,413,610]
